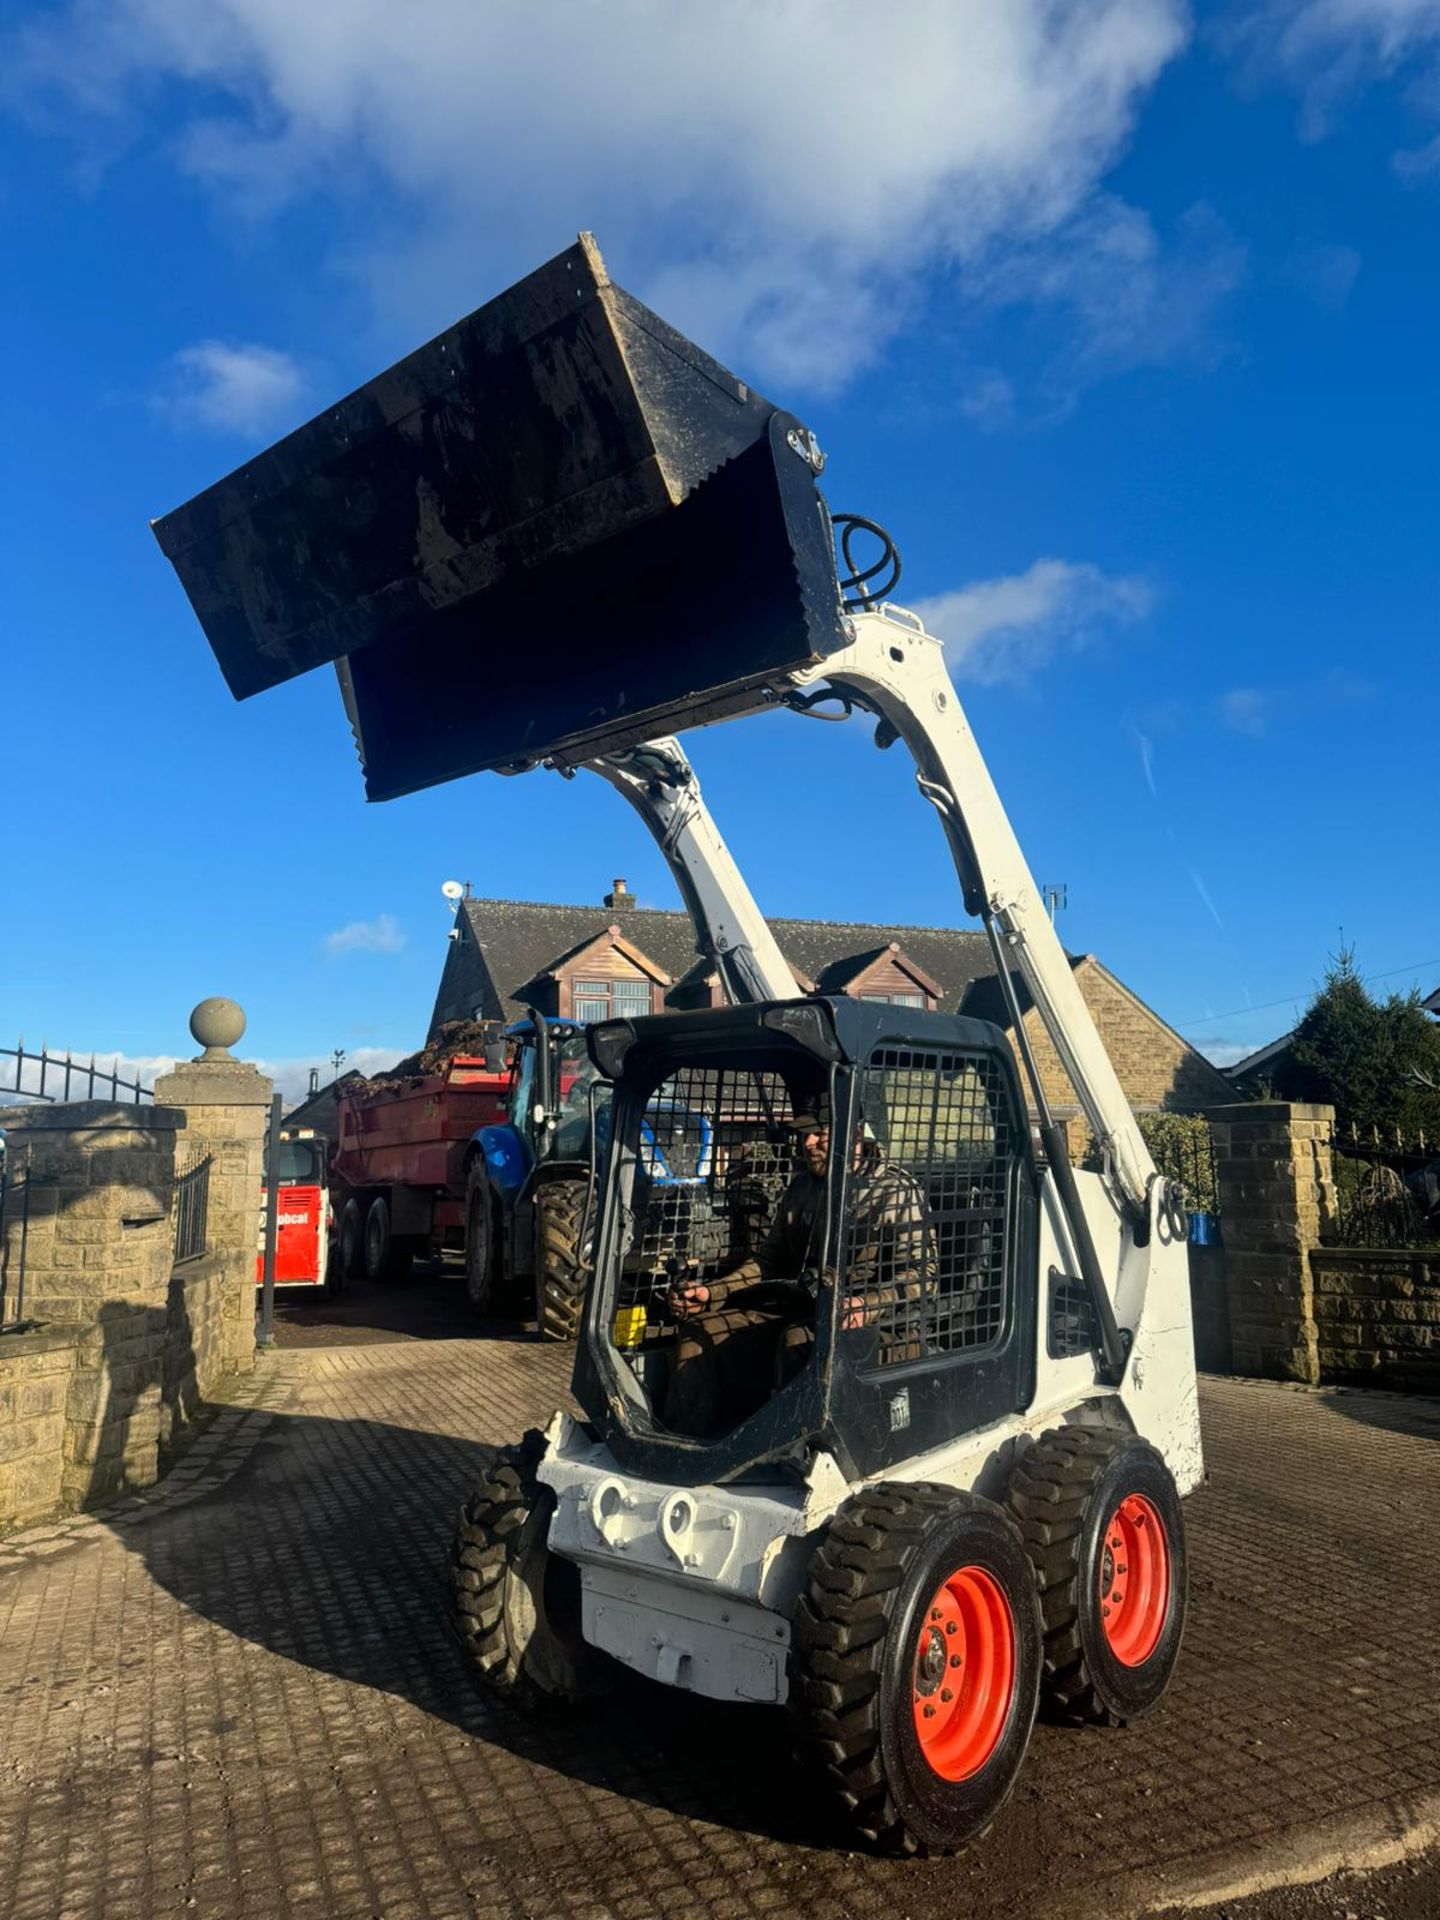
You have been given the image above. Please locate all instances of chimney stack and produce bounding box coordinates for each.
[604,877,634,909]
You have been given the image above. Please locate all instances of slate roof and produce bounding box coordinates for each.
[280,1070,369,1138]
[1225,1031,1298,1083]
[960,959,1086,1028]
[811,945,917,994]
[431,896,1001,1035]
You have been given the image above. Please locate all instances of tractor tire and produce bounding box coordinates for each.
[463,1160,504,1316]
[790,1482,1042,1856]
[362,1194,413,1283]
[534,1178,587,1343]
[1006,1426,1187,1727]
[339,1195,365,1281]
[448,1428,612,1708]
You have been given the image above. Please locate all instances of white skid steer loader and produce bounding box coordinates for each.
[155,234,1203,1855]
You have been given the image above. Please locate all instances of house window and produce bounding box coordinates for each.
[861,991,927,1008]
[573,978,655,1022]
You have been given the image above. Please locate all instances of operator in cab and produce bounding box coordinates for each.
[662,1111,928,1438]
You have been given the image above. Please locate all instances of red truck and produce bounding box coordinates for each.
[329,1056,510,1282]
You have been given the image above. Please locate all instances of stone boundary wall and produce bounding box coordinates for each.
[1309,1248,1438,1393]
[1204,1100,1438,1394]
[0,1028,273,1530]
[0,1327,78,1527]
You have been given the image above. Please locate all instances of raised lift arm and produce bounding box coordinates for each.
[790,608,1158,1212]
[580,737,800,1007]
[775,607,1169,1381]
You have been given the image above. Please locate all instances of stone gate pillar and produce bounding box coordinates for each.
[154,998,273,1379]
[1206,1101,1336,1384]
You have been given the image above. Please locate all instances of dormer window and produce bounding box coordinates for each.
[573,977,656,1022]
[860,990,927,1008]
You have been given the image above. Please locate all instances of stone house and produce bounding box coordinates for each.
[429,879,1230,1125]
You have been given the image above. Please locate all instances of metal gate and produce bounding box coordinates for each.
[0,1141,32,1331]
[0,1038,153,1105]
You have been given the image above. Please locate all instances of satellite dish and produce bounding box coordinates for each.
[441,880,464,901]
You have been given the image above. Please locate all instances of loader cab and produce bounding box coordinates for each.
[574,997,1041,1485]
[256,1128,330,1290]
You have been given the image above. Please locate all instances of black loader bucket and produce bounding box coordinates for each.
[153,235,847,798]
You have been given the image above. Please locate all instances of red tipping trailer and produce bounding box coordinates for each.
[330,1057,510,1282]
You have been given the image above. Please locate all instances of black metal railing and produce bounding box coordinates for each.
[0,1038,154,1106]
[1326,1124,1440,1249]
[0,1144,32,1330]
[173,1151,212,1264]
[1136,1112,1221,1234]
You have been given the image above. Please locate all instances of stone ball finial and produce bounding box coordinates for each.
[190,996,246,1060]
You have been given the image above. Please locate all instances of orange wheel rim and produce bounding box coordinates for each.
[1098,1494,1170,1667]
[911,1564,1016,1782]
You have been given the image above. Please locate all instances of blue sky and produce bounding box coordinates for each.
[1,1,1436,1100]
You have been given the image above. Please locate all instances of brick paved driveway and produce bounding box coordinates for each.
[2,1334,1438,1920]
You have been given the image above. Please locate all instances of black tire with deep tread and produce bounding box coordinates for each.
[463,1160,501,1316]
[790,1481,1042,1856]
[448,1428,611,1707]
[534,1178,587,1343]
[1007,1425,1187,1727]
[338,1195,365,1281]
[362,1194,414,1281]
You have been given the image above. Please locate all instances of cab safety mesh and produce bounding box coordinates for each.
[621,1068,805,1310]
[843,1048,1013,1369]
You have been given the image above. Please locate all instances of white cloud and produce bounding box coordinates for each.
[323,913,406,957]
[911,558,1154,685]
[1394,129,1440,174]
[1217,686,1270,735]
[967,197,1246,406]
[157,340,307,435]
[958,371,1018,432]
[9,0,1197,394]
[1197,1038,1255,1068]
[256,1047,404,1106]
[1226,0,1440,145]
